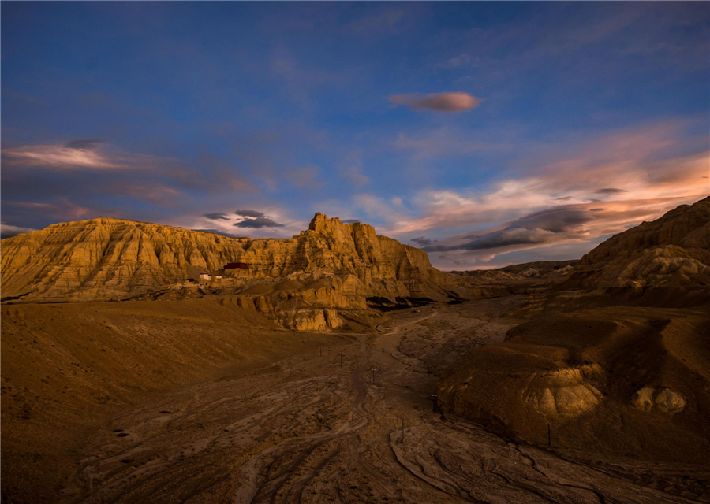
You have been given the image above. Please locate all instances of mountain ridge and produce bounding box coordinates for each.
[1,213,459,329]
[566,195,710,292]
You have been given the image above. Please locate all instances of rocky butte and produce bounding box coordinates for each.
[1,212,460,330]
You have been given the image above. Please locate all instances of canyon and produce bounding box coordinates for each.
[2,197,709,503]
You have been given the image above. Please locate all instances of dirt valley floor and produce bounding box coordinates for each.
[3,297,710,503]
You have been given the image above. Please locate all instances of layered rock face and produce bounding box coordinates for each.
[1,213,457,328]
[567,196,710,292]
[438,331,608,444]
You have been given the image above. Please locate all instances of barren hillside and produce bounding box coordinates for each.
[438,197,710,465]
[1,213,460,329]
[567,196,710,293]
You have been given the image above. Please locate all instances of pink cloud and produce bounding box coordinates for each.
[375,121,709,269]
[389,92,480,112]
[3,144,122,170]
[2,141,170,171]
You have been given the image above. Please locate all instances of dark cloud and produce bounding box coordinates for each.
[64,138,103,150]
[235,209,265,218]
[410,236,434,246]
[465,228,551,250]
[342,219,361,224]
[234,216,284,228]
[426,228,552,251]
[508,206,590,233]
[595,187,626,195]
[425,206,591,252]
[203,212,231,221]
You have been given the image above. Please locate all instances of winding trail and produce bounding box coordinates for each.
[68,303,709,503]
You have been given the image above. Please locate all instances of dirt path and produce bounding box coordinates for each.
[66,303,708,503]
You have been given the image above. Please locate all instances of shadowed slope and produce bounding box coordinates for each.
[567,195,710,296]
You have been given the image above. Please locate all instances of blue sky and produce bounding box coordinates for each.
[2,2,709,269]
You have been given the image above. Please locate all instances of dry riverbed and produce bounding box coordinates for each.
[56,299,708,503]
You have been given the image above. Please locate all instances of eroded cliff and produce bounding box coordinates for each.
[1,213,459,329]
[566,195,710,296]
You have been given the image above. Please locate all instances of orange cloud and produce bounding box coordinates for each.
[379,121,709,269]
[389,92,480,112]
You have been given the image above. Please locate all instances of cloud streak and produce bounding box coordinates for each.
[204,212,231,221]
[389,92,480,112]
[3,143,123,170]
[1,140,173,171]
[424,206,592,252]
[0,222,35,239]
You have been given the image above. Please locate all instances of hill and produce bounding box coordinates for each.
[566,196,710,303]
[1,213,459,329]
[438,197,710,464]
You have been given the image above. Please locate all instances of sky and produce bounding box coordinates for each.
[2,2,709,270]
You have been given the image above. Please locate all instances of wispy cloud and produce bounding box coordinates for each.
[0,222,35,239]
[381,121,710,268]
[2,140,172,171]
[3,143,123,170]
[389,92,480,112]
[6,199,93,221]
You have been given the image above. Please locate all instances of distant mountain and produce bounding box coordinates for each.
[1,213,458,329]
[566,195,710,298]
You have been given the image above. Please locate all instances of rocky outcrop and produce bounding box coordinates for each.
[437,344,605,443]
[1,213,459,329]
[566,196,710,294]
[632,386,687,414]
